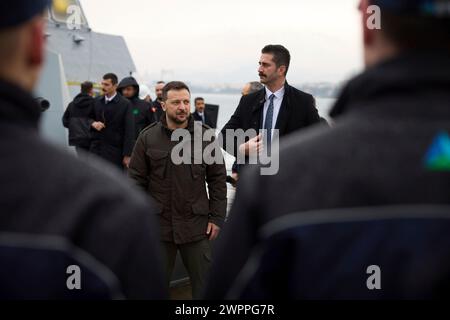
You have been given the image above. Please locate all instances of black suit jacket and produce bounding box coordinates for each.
[221,82,321,156]
[192,110,215,128]
[89,94,135,167]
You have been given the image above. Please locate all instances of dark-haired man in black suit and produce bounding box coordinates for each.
[221,45,321,159]
[192,97,216,128]
[89,73,135,170]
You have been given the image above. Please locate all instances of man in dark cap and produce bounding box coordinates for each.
[0,0,166,299]
[117,76,153,140]
[205,0,450,299]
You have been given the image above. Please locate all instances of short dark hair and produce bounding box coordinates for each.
[156,81,166,85]
[261,45,291,76]
[162,81,190,102]
[379,12,450,50]
[103,73,118,85]
[194,97,204,105]
[80,81,93,94]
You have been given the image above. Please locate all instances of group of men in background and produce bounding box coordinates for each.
[62,75,165,168]
[62,75,222,170]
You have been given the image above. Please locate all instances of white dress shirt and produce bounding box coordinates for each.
[262,86,285,133]
[105,92,117,104]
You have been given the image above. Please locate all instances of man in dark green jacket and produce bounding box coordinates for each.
[129,81,227,299]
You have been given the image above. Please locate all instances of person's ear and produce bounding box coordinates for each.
[161,102,167,111]
[360,0,375,47]
[278,65,287,77]
[27,17,46,67]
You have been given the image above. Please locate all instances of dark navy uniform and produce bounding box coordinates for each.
[0,0,167,299]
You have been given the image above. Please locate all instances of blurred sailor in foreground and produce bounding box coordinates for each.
[0,0,167,299]
[206,0,450,299]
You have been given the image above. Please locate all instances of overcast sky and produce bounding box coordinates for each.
[80,0,364,85]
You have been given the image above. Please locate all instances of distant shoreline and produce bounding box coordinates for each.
[188,83,341,99]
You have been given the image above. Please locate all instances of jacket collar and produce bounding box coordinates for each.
[103,92,120,104]
[330,50,450,118]
[0,78,41,128]
[265,84,285,101]
[252,81,291,113]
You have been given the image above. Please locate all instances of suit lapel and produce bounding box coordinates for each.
[275,83,291,136]
[251,89,266,130]
[193,111,200,122]
[104,94,122,124]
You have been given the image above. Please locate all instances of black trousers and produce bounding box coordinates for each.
[89,141,124,169]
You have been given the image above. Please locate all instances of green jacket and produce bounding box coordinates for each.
[129,115,227,244]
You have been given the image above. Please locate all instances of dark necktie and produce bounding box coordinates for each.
[264,94,275,153]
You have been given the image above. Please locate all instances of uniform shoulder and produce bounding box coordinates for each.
[12,131,151,210]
